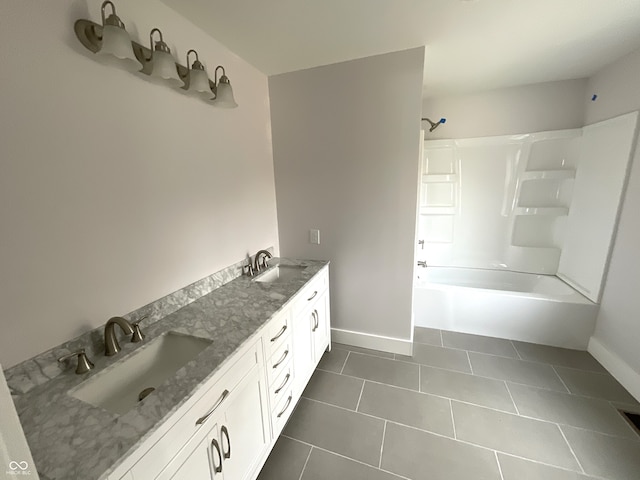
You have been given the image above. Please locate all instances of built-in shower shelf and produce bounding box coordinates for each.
[514,206,569,216]
[422,174,458,183]
[521,169,575,181]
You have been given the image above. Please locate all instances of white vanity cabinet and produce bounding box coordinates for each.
[166,364,269,480]
[111,264,330,480]
[119,338,269,480]
[291,266,330,398]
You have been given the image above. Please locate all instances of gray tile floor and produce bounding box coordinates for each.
[258,328,640,480]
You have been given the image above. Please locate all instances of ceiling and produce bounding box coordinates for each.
[161,0,640,98]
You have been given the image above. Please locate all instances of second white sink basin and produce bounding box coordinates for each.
[70,332,212,415]
[254,265,307,283]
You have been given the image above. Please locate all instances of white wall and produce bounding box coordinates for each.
[269,48,425,348]
[0,0,279,368]
[584,48,640,389]
[422,79,587,140]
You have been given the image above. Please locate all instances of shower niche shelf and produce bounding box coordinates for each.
[506,130,582,274]
[419,142,459,246]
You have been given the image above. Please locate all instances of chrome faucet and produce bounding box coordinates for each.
[417,260,427,268]
[104,316,135,356]
[254,250,273,272]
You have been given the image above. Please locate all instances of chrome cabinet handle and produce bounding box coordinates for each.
[272,349,289,369]
[277,395,293,418]
[195,389,230,426]
[311,310,319,332]
[270,325,287,342]
[274,373,291,394]
[211,438,223,473]
[307,290,318,301]
[221,425,231,459]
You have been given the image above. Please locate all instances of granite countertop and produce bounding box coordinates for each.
[13,258,329,480]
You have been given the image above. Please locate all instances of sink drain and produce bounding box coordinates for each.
[138,387,155,402]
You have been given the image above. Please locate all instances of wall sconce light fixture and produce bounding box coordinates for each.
[182,50,214,100]
[75,1,142,72]
[143,28,182,87]
[74,1,237,107]
[212,66,238,108]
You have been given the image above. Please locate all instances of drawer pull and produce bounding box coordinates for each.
[307,290,318,301]
[277,395,293,418]
[311,310,319,332]
[211,438,223,473]
[195,389,230,426]
[270,325,287,342]
[221,425,231,459]
[274,373,291,394]
[272,349,289,369]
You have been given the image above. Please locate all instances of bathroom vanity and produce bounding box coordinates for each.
[11,259,330,480]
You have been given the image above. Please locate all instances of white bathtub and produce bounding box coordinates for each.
[413,267,599,349]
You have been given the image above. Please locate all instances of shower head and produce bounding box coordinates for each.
[422,117,447,132]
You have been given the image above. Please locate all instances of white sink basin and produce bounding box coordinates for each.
[70,332,212,415]
[254,265,307,283]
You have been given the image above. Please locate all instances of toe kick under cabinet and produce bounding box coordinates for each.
[111,265,330,480]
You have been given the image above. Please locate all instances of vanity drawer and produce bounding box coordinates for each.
[129,340,261,480]
[272,388,294,437]
[269,363,293,408]
[265,308,291,357]
[293,267,328,316]
[267,338,292,386]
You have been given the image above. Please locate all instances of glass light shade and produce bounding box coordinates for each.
[96,24,141,72]
[186,69,213,100]
[149,50,182,87]
[213,82,238,108]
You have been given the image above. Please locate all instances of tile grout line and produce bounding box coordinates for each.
[418,364,421,392]
[339,351,351,375]
[337,360,614,402]
[281,434,413,480]
[494,451,505,480]
[449,398,457,439]
[511,340,523,360]
[439,329,443,347]
[327,370,558,416]
[378,421,387,469]
[297,446,313,480]
[334,346,394,361]
[282,421,589,479]
[557,425,586,474]
[466,350,474,374]
[504,382,520,415]
[301,393,640,443]
[355,380,366,411]
[497,453,611,480]
[551,365,572,394]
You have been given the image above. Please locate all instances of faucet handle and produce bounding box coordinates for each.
[243,263,255,277]
[131,323,145,343]
[58,349,94,374]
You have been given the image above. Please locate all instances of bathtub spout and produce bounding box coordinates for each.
[417,260,427,268]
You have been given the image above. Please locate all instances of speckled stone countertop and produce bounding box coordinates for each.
[13,258,329,480]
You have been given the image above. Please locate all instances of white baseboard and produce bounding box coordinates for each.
[588,336,640,403]
[331,328,413,356]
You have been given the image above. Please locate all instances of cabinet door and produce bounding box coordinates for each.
[292,305,314,397]
[170,424,219,480]
[311,292,330,363]
[219,365,269,480]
